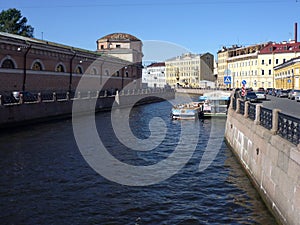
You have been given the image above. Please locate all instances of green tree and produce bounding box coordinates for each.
[0,8,34,37]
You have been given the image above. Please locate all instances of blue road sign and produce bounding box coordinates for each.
[224,76,231,84]
[242,80,247,85]
[287,79,291,83]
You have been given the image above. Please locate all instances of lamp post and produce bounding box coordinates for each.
[69,50,76,93]
[19,43,32,92]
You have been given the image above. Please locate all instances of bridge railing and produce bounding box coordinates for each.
[231,96,300,146]
[0,88,175,106]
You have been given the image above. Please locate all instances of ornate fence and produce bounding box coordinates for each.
[231,97,300,146]
[260,107,273,130]
[248,103,256,121]
[278,112,300,145]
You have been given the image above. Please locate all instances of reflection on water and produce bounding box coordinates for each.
[0,99,277,224]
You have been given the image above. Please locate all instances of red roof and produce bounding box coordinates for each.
[259,41,300,54]
[147,62,165,67]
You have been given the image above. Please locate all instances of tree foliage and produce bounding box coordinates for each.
[0,8,34,37]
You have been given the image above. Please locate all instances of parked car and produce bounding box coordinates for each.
[276,90,289,98]
[12,91,37,102]
[266,88,273,95]
[294,92,300,102]
[288,89,300,100]
[257,87,265,92]
[244,92,258,102]
[255,91,266,100]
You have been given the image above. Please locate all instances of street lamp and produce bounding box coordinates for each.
[69,50,76,93]
[18,43,32,91]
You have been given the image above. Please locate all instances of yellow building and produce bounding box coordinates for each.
[274,57,300,89]
[217,41,300,89]
[165,52,214,88]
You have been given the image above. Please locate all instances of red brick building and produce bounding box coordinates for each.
[0,32,143,93]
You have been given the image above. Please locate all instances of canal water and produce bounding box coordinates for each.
[0,99,277,224]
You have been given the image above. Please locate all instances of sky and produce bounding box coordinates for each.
[1,0,300,62]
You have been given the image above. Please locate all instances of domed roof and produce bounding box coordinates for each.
[98,33,141,41]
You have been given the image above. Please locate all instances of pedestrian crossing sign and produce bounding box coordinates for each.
[224,76,231,84]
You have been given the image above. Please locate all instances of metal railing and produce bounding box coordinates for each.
[248,103,256,121]
[232,97,300,146]
[239,100,245,115]
[260,107,273,130]
[278,112,300,145]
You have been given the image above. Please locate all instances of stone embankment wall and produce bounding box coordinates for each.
[0,90,175,128]
[225,102,300,225]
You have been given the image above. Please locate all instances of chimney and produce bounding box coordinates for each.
[295,22,298,43]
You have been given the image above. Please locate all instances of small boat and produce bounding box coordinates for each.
[171,102,203,120]
[199,91,231,118]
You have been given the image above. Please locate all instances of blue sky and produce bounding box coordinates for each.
[1,0,300,61]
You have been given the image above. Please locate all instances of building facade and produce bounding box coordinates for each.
[142,62,166,88]
[0,32,143,93]
[274,56,300,89]
[165,52,215,88]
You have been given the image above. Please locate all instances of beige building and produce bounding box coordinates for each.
[165,52,215,88]
[274,56,300,89]
[218,41,300,89]
[96,33,143,64]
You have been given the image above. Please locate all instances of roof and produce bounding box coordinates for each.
[274,56,300,70]
[98,33,141,41]
[259,41,300,54]
[147,62,165,67]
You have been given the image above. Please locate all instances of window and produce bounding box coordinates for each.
[269,70,271,75]
[269,59,271,64]
[32,62,42,71]
[116,44,121,48]
[101,45,104,49]
[262,70,265,75]
[283,59,286,63]
[276,59,279,64]
[56,64,65,72]
[262,60,265,65]
[1,59,15,69]
[75,66,83,74]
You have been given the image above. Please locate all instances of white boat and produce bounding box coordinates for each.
[171,102,203,120]
[199,91,231,117]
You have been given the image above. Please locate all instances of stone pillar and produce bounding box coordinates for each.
[19,93,24,104]
[254,104,262,125]
[53,92,57,101]
[244,101,249,118]
[271,109,281,135]
[230,95,234,109]
[236,98,241,113]
[37,93,42,103]
[66,91,70,100]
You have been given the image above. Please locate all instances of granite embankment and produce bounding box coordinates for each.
[225,98,300,225]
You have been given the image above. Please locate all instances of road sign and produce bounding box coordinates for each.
[224,76,231,84]
[287,79,291,83]
[224,69,231,76]
[242,80,247,85]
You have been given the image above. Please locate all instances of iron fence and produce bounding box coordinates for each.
[277,112,300,145]
[248,103,256,121]
[260,107,272,130]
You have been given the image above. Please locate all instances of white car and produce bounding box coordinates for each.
[255,91,266,100]
[295,93,300,102]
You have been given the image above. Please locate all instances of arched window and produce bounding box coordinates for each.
[75,66,83,74]
[32,62,43,71]
[1,59,15,69]
[56,64,65,72]
[92,68,97,75]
